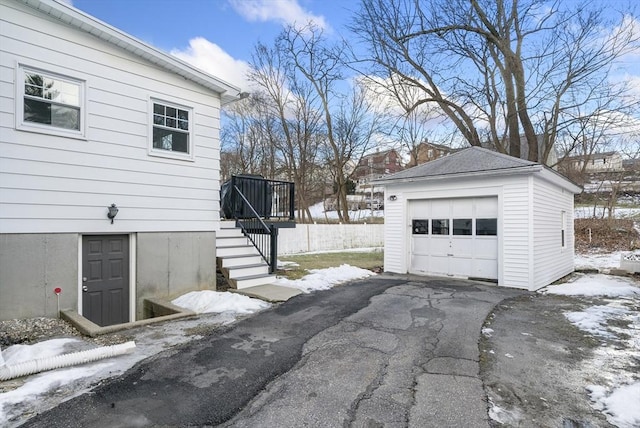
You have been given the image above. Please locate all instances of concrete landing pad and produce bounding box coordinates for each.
[230,284,303,302]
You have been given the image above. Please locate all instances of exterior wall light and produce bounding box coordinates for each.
[107,203,119,224]
[388,195,397,201]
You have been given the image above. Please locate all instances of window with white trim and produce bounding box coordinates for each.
[18,66,84,136]
[561,211,566,248]
[150,101,193,158]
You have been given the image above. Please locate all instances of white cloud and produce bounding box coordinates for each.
[228,0,328,30]
[170,37,251,91]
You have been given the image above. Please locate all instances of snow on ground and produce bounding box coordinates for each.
[574,206,640,219]
[2,253,638,427]
[541,274,640,428]
[542,274,640,297]
[0,264,371,426]
[588,383,640,428]
[273,264,375,293]
[574,251,626,271]
[171,290,271,314]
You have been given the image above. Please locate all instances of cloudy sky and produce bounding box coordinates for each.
[69,0,639,141]
[71,0,360,91]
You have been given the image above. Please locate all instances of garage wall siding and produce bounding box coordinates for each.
[500,176,532,289]
[532,176,575,288]
[383,191,406,273]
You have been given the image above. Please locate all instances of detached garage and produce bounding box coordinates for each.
[376,147,581,291]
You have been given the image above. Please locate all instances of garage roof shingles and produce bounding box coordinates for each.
[377,146,537,181]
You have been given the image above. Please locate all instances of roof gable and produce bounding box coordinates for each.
[19,0,242,104]
[380,146,535,181]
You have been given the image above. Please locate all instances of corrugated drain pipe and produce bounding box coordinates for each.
[0,341,136,381]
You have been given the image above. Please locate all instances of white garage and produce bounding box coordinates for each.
[376,147,582,291]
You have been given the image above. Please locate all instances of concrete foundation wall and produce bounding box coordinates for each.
[0,233,78,320]
[278,224,384,255]
[136,231,216,319]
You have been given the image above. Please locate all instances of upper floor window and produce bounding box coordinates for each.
[149,100,193,160]
[17,66,85,137]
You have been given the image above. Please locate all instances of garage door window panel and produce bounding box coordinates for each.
[432,219,449,235]
[453,219,472,235]
[412,219,429,234]
[476,218,497,236]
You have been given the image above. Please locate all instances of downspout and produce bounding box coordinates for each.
[0,341,136,381]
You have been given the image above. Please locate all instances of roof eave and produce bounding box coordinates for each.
[373,165,543,185]
[24,0,242,101]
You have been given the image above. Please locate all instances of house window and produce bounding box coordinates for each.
[18,66,84,136]
[150,100,193,159]
[561,211,566,248]
[432,219,449,235]
[453,219,472,235]
[476,218,497,236]
[412,219,429,234]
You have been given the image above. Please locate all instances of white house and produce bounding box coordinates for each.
[375,147,582,291]
[0,0,243,325]
[566,151,624,173]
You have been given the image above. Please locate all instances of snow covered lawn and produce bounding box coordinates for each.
[541,275,640,428]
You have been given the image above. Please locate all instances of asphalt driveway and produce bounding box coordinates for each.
[25,276,524,428]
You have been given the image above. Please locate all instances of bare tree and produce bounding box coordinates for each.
[221,94,279,181]
[278,23,378,222]
[350,0,640,163]
[248,41,324,222]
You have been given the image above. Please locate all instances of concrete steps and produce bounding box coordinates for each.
[217,221,275,290]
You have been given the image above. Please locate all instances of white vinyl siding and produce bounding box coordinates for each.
[381,167,579,291]
[500,176,531,289]
[383,190,405,273]
[532,175,575,288]
[0,1,222,234]
[383,176,505,280]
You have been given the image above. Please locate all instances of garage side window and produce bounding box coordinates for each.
[476,218,497,236]
[453,219,472,235]
[432,219,449,235]
[412,219,429,234]
[561,211,566,247]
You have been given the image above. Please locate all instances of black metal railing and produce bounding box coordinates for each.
[225,175,295,222]
[222,175,295,273]
[231,187,278,273]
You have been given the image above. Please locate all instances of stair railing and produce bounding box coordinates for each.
[231,184,278,273]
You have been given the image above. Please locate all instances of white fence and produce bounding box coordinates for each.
[278,224,384,255]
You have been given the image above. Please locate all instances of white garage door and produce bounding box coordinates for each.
[409,197,498,280]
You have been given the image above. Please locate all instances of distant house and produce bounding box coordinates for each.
[352,149,403,182]
[409,142,456,166]
[0,0,243,325]
[565,151,624,173]
[376,147,581,291]
[482,134,558,167]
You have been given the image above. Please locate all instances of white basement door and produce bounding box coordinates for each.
[409,197,498,280]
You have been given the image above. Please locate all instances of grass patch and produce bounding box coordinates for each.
[278,250,383,280]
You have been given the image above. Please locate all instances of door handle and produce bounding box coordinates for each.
[82,285,88,292]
